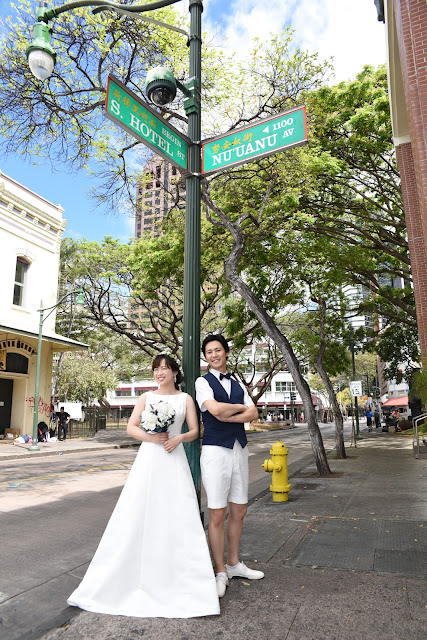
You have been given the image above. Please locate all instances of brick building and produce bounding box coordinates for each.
[377,0,427,361]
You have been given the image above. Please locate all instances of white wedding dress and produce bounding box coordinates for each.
[68,392,219,618]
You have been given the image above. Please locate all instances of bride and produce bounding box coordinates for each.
[67,354,220,618]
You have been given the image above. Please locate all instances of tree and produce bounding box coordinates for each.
[202,181,332,475]
[337,388,352,412]
[55,352,118,404]
[371,323,420,384]
[227,340,287,407]
[0,0,197,207]
[200,65,416,469]
[56,226,228,365]
[295,66,416,333]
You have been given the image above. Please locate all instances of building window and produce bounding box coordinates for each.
[115,389,132,397]
[13,257,29,306]
[275,381,296,393]
[6,352,29,374]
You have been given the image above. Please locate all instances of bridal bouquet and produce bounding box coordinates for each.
[140,400,176,434]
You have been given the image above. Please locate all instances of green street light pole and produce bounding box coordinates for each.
[182,0,202,492]
[29,289,84,452]
[26,1,203,492]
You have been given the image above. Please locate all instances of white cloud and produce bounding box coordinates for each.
[292,0,387,82]
[204,0,387,83]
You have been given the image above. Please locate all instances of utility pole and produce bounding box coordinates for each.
[351,338,360,436]
[290,391,296,428]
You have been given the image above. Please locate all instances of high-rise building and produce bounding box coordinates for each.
[135,156,181,238]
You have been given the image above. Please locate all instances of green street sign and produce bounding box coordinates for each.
[105,75,189,170]
[202,106,307,175]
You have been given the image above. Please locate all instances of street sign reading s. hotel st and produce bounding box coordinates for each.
[105,75,190,171]
[105,75,307,174]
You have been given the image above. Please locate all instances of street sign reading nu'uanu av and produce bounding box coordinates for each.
[105,75,189,170]
[202,106,307,175]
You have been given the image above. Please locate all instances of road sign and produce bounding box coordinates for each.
[105,75,189,170]
[349,381,363,396]
[201,105,307,175]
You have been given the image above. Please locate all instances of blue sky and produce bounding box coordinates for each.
[0,0,386,243]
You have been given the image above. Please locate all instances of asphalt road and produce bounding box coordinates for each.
[0,420,358,640]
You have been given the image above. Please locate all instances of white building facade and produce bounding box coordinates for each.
[0,171,86,436]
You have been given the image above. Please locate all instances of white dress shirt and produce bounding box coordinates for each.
[195,369,254,412]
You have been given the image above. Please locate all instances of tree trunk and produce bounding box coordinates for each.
[314,357,346,458]
[229,275,331,475]
[313,299,346,459]
[203,187,331,476]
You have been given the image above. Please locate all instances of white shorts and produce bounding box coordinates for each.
[201,441,249,509]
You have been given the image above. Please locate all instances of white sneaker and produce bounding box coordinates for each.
[226,561,264,580]
[215,573,229,597]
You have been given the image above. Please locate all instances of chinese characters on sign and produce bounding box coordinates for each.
[104,76,307,176]
[202,106,307,174]
[105,75,189,170]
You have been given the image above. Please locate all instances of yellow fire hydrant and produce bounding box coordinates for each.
[262,440,291,502]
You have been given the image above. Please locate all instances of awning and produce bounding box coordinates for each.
[0,324,88,352]
[381,396,408,407]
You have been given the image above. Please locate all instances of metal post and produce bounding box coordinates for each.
[182,0,202,495]
[29,302,44,451]
[351,338,360,436]
[290,393,295,428]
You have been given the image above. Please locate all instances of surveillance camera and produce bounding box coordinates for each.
[145,67,177,107]
[149,85,176,106]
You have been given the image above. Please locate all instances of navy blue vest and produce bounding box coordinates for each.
[201,372,248,449]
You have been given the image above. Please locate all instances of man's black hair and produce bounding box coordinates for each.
[201,334,230,356]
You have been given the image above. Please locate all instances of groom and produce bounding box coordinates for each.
[195,334,264,598]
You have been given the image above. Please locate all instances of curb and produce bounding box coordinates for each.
[0,442,140,462]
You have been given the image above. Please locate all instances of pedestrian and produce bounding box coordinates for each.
[56,407,70,441]
[365,408,373,432]
[392,408,401,432]
[195,334,264,599]
[374,409,381,429]
[266,412,272,422]
[300,412,304,422]
[37,421,49,442]
[68,354,219,618]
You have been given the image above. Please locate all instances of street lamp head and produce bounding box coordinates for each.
[145,67,177,106]
[76,288,84,306]
[26,21,56,80]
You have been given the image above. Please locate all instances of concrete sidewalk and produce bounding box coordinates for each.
[0,423,302,461]
[30,431,426,640]
[0,429,139,461]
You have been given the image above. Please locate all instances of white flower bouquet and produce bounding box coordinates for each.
[140,400,176,434]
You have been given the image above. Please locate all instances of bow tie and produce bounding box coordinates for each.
[220,372,231,380]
